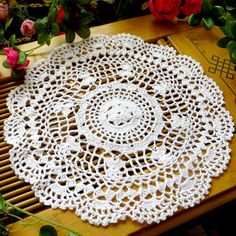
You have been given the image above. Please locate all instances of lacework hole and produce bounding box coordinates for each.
[134,196,140,201]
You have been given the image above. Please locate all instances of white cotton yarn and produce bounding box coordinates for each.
[4,34,234,226]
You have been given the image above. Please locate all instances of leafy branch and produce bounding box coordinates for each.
[0,195,80,236]
[1,0,93,80]
[188,0,236,63]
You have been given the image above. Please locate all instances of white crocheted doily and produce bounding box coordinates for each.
[4,34,234,226]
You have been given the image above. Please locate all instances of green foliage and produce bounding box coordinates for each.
[17,51,27,64]
[2,60,10,69]
[201,0,213,13]
[39,225,58,236]
[202,17,214,30]
[8,34,16,48]
[0,195,80,236]
[217,37,232,48]
[188,0,236,64]
[188,13,202,26]
[0,222,8,236]
[66,29,75,43]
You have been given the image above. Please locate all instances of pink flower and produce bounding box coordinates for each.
[15,60,30,70]
[0,3,8,22]
[181,0,203,16]
[149,0,182,21]
[4,47,18,68]
[20,19,35,36]
[4,47,30,70]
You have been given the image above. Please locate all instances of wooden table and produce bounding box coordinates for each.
[0,14,235,236]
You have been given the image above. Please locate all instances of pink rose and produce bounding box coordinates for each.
[149,0,182,21]
[181,0,203,16]
[20,19,35,36]
[4,47,18,68]
[4,47,30,70]
[0,3,8,22]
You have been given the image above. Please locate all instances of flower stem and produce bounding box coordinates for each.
[6,202,79,235]
[24,43,46,55]
[6,212,24,222]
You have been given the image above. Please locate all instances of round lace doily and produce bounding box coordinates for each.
[4,34,234,226]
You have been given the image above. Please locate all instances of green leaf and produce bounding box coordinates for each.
[51,23,59,35]
[4,18,13,31]
[78,15,93,25]
[202,17,214,31]
[217,37,232,48]
[0,222,8,236]
[40,17,49,25]
[0,195,7,211]
[8,34,16,47]
[46,37,51,46]
[38,32,49,45]
[66,30,75,43]
[2,60,10,69]
[226,5,236,11]
[201,0,213,13]
[230,51,236,63]
[231,21,236,38]
[188,13,202,27]
[76,26,90,38]
[211,6,224,17]
[227,40,236,52]
[35,22,47,33]
[220,12,236,38]
[39,225,58,236]
[48,8,57,24]
[17,51,27,65]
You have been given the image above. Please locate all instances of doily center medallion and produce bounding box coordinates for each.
[77,83,164,153]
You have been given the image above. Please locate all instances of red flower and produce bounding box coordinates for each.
[149,0,182,21]
[20,19,36,36]
[4,47,30,70]
[56,6,64,24]
[181,0,203,16]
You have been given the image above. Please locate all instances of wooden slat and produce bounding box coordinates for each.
[0,145,11,153]
[0,176,19,187]
[0,163,11,173]
[2,186,32,200]
[0,142,8,149]
[0,158,10,166]
[157,38,168,46]
[23,203,45,213]
[0,180,25,193]
[0,108,9,114]
[0,152,10,160]
[1,170,15,179]
[0,113,10,120]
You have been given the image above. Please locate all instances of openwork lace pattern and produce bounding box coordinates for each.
[4,34,234,226]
